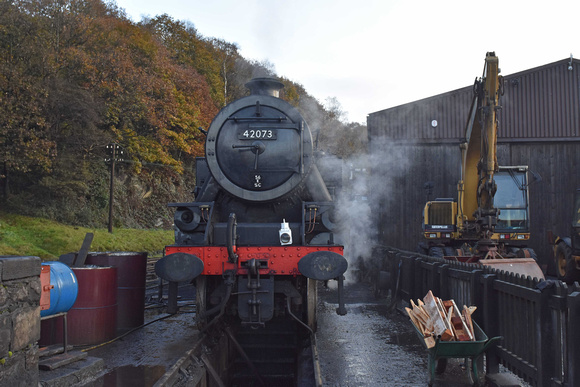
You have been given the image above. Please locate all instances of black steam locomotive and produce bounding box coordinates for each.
[155,78,348,330]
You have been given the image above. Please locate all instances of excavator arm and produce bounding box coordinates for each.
[457,52,501,238]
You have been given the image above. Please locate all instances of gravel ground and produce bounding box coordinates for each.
[70,278,527,387]
[316,282,479,386]
[84,282,199,386]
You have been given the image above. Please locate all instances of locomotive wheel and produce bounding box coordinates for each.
[556,242,580,283]
[307,278,318,332]
[195,276,207,329]
[195,276,231,329]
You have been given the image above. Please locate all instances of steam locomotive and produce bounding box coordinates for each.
[155,78,348,330]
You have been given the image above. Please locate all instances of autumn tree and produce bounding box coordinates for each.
[0,0,365,227]
[0,0,56,199]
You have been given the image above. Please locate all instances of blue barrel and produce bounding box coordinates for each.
[40,262,79,317]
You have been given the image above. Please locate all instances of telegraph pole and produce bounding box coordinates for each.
[106,143,123,233]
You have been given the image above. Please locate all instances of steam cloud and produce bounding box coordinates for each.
[321,136,414,284]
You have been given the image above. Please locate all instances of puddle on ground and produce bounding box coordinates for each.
[99,365,166,387]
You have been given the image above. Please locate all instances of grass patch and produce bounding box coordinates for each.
[0,212,174,261]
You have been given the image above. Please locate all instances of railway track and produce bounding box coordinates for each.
[147,257,321,386]
[153,317,321,387]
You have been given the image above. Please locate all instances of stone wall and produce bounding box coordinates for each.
[0,256,41,386]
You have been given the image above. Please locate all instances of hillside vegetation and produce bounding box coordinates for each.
[0,0,366,230]
[0,212,173,260]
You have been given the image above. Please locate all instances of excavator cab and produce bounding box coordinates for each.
[493,166,531,241]
[422,168,533,256]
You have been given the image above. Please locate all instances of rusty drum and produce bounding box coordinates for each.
[68,265,117,345]
[86,252,147,331]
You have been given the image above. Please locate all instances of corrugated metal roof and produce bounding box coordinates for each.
[368,58,580,142]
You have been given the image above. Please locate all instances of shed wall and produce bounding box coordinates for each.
[368,58,580,141]
[502,61,580,139]
[369,140,579,273]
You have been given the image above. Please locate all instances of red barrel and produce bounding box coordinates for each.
[40,265,119,347]
[86,252,147,332]
[68,266,117,345]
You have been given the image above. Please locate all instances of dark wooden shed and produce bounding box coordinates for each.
[367,56,580,273]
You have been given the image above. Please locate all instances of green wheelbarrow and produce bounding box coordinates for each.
[412,321,502,386]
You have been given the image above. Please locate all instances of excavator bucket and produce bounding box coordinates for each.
[479,258,545,280]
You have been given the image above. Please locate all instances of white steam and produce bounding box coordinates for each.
[322,137,415,284]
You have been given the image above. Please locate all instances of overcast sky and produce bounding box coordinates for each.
[114,0,579,124]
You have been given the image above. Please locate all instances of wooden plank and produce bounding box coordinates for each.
[415,299,433,332]
[423,291,453,340]
[405,307,424,333]
[436,297,454,338]
[411,291,483,344]
[39,344,74,358]
[424,336,436,349]
[73,233,94,267]
[407,307,436,349]
[451,300,473,341]
[410,300,428,327]
[413,300,430,321]
[38,351,87,371]
[462,305,475,340]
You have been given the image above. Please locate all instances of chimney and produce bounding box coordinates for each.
[245,77,284,98]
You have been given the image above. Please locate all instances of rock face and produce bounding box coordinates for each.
[0,256,42,386]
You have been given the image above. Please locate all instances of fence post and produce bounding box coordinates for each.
[413,256,423,301]
[439,264,450,300]
[403,255,417,302]
[470,269,484,310]
[390,252,401,300]
[568,290,580,386]
[548,281,567,385]
[482,273,499,374]
[430,261,441,297]
[396,253,409,302]
[538,281,556,387]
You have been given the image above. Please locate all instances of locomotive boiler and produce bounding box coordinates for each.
[155,77,348,330]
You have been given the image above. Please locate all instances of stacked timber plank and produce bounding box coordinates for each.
[406,290,477,349]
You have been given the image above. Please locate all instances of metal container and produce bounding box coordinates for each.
[40,265,117,346]
[86,252,147,331]
[68,265,117,345]
[40,261,78,317]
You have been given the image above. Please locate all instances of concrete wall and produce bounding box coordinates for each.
[0,256,41,386]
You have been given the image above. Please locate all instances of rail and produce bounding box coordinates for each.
[369,246,580,387]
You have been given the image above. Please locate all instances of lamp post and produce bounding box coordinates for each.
[106,143,123,233]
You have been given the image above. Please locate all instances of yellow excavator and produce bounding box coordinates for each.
[421,52,544,280]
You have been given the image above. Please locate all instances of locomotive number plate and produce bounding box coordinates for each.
[238,129,277,140]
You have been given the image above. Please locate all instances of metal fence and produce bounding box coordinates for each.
[372,247,580,387]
